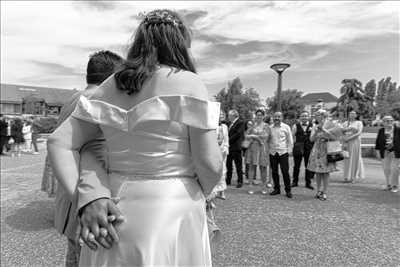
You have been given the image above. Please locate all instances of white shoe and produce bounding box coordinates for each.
[391,186,398,193]
[248,190,254,195]
[261,189,268,195]
[266,183,272,188]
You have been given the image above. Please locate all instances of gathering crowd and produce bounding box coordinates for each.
[1,8,399,267]
[0,115,40,157]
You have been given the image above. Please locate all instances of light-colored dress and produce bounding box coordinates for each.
[245,122,269,167]
[307,125,337,174]
[73,94,220,267]
[343,120,365,181]
[213,123,228,193]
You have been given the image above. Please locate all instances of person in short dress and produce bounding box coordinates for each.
[243,120,254,183]
[307,110,338,200]
[342,111,365,183]
[246,109,271,195]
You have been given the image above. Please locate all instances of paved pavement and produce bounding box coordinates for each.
[1,147,399,266]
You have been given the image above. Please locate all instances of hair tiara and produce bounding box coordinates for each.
[138,10,181,27]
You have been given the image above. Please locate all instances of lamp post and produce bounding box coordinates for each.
[270,63,290,112]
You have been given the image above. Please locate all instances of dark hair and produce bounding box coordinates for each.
[255,109,265,116]
[115,9,196,95]
[86,50,124,85]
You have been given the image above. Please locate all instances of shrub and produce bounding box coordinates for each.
[33,116,58,133]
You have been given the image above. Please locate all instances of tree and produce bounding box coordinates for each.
[266,89,305,119]
[214,77,262,121]
[336,78,372,119]
[375,77,400,116]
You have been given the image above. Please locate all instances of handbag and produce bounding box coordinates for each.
[327,152,344,163]
[241,139,250,149]
[327,140,342,155]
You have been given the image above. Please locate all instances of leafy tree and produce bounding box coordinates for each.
[336,78,373,119]
[364,79,376,100]
[375,77,400,116]
[215,77,262,121]
[266,89,305,119]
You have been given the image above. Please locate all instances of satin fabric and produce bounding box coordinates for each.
[79,175,211,267]
[72,95,219,267]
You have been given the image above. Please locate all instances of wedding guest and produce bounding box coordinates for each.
[392,118,400,192]
[10,118,24,157]
[226,109,246,188]
[243,120,254,184]
[214,110,229,199]
[342,110,365,183]
[0,114,8,155]
[375,115,399,192]
[31,117,40,154]
[43,50,124,266]
[268,112,293,198]
[291,111,315,189]
[22,120,33,153]
[246,109,271,195]
[307,110,338,201]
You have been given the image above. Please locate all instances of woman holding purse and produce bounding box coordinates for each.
[342,110,365,183]
[307,110,338,200]
[245,109,271,195]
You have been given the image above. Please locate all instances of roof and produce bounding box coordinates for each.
[301,92,338,104]
[0,83,78,106]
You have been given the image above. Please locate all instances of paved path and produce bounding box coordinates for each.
[1,148,399,266]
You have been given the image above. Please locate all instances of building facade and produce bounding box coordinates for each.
[0,83,77,116]
[301,92,338,116]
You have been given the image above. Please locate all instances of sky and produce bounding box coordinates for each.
[1,1,399,99]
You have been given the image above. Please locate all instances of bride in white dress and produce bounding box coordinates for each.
[48,9,222,266]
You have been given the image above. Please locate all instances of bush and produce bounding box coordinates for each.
[33,116,58,133]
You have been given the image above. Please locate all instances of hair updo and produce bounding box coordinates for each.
[115,9,196,95]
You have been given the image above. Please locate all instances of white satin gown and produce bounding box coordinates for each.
[72,94,220,266]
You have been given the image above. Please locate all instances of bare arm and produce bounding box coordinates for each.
[190,128,223,196]
[345,121,363,141]
[292,124,297,143]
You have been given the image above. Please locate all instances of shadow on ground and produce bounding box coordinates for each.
[5,200,55,231]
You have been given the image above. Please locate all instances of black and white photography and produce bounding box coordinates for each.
[1,1,399,266]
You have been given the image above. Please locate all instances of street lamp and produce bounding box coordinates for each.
[270,63,290,112]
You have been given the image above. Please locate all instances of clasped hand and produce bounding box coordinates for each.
[77,197,125,251]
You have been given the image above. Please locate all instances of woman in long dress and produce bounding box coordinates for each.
[48,9,222,266]
[246,109,271,194]
[307,110,338,201]
[342,110,365,183]
[214,110,229,199]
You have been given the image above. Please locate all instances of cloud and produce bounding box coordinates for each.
[72,1,119,11]
[1,1,399,96]
[30,60,83,76]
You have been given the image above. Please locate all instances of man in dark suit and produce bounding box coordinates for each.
[0,114,8,155]
[226,109,245,188]
[291,111,315,189]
